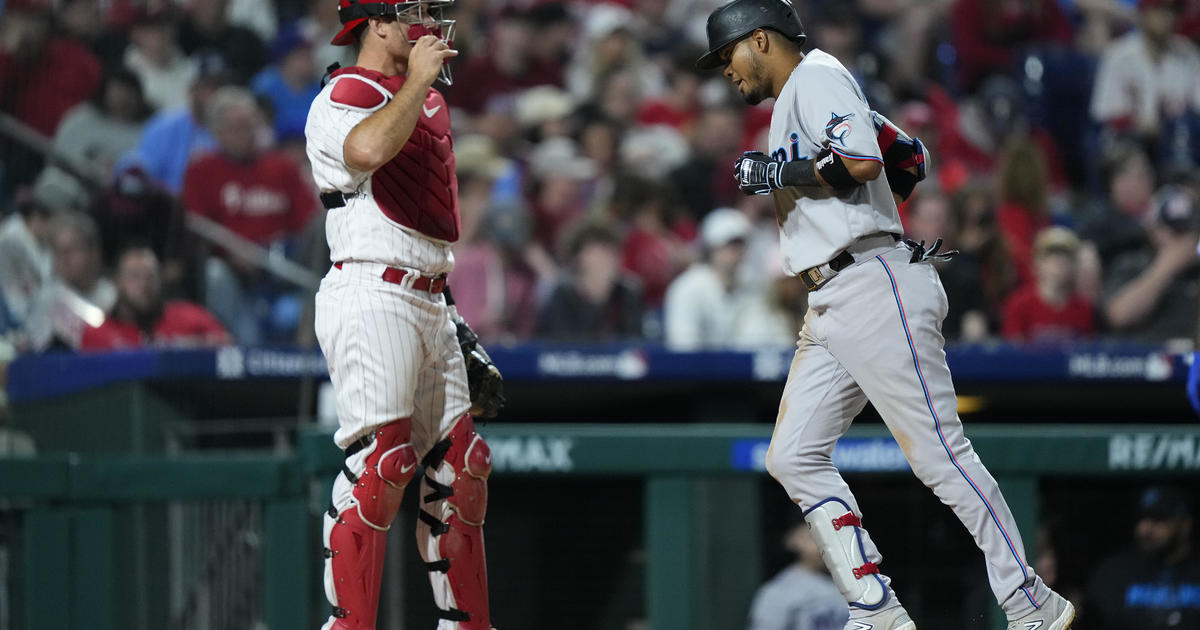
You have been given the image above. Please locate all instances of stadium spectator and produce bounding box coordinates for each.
[90,168,187,292]
[176,0,266,84]
[227,0,279,45]
[671,105,745,222]
[635,46,705,131]
[526,137,597,255]
[0,0,102,138]
[745,517,848,630]
[295,0,355,72]
[51,212,115,312]
[727,269,807,350]
[525,2,573,88]
[1103,184,1200,343]
[1083,485,1200,630]
[33,68,151,210]
[1002,227,1096,343]
[448,8,550,115]
[0,194,56,350]
[537,221,646,341]
[951,184,1018,334]
[996,136,1054,287]
[251,25,321,142]
[182,87,316,344]
[124,6,195,111]
[446,135,517,342]
[951,0,1073,93]
[566,4,650,104]
[125,51,229,194]
[1078,142,1158,262]
[0,0,102,198]
[616,176,691,308]
[80,245,229,351]
[57,0,105,50]
[663,208,751,350]
[515,86,575,145]
[1091,0,1200,166]
[906,191,991,341]
[575,111,625,181]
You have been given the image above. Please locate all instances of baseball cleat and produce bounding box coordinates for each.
[1005,590,1075,630]
[844,605,916,630]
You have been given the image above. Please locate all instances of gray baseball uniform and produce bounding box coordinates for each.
[762,49,1050,618]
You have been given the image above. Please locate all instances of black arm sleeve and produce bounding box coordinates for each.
[778,158,821,188]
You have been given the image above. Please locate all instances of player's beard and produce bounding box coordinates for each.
[741,55,768,106]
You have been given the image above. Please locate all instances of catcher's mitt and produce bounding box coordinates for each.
[453,314,505,419]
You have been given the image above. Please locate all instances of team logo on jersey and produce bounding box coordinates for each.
[825,112,854,143]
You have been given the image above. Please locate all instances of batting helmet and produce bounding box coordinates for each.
[696,0,806,70]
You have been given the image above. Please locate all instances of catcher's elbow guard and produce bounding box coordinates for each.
[804,497,889,610]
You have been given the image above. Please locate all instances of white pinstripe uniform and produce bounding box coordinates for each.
[307,64,491,630]
[307,72,470,454]
[761,49,1052,620]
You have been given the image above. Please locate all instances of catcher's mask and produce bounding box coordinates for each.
[332,0,457,86]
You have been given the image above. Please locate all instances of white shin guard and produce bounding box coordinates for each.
[804,497,889,610]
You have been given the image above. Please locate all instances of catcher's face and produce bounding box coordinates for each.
[719,33,769,106]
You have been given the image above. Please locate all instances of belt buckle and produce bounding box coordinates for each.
[804,267,826,291]
[428,275,446,294]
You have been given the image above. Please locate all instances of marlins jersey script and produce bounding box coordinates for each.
[305,67,458,276]
[767,49,903,273]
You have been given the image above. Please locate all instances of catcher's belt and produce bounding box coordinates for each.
[799,233,900,292]
[333,261,447,294]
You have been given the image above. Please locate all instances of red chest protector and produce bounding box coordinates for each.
[330,66,460,243]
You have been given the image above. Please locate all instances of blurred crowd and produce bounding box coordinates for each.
[0,0,1199,355]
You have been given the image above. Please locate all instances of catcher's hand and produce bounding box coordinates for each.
[453,315,505,419]
[733,151,784,195]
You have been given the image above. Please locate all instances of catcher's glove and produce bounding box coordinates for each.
[452,314,505,419]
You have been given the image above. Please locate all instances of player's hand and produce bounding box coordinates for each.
[407,35,458,87]
[452,312,505,419]
[734,151,784,195]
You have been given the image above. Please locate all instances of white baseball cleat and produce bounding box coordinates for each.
[844,605,916,630]
[1006,590,1075,630]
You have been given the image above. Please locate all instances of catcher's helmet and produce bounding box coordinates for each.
[331,0,457,84]
[696,0,806,70]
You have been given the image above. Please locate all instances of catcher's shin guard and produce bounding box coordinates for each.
[417,414,492,629]
[322,419,418,630]
[805,497,889,610]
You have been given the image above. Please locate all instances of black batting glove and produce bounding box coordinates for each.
[733,151,784,195]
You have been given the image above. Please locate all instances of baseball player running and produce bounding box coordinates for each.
[697,2,1076,629]
[306,1,504,628]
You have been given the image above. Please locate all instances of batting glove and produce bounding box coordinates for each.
[734,151,784,195]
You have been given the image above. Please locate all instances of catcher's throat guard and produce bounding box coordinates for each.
[805,497,889,610]
[334,0,457,86]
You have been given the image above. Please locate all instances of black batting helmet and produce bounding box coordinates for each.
[696,0,806,70]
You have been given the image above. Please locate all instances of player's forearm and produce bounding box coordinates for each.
[1103,263,1174,329]
[343,80,429,172]
[780,152,881,190]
